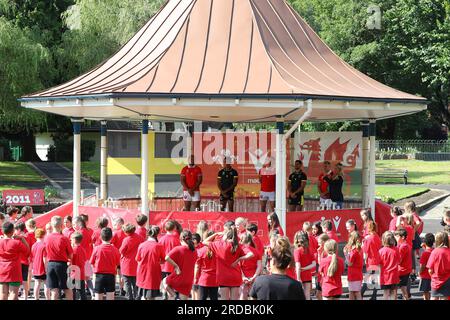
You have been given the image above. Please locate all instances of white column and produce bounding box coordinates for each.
[369,120,376,218]
[72,119,83,217]
[186,122,193,158]
[100,121,107,200]
[141,119,149,216]
[361,121,370,208]
[275,117,286,232]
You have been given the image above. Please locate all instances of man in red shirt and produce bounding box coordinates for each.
[259,158,276,213]
[45,215,73,300]
[180,155,203,211]
[318,161,332,207]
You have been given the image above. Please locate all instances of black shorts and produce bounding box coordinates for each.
[199,286,219,300]
[419,278,431,292]
[380,284,398,290]
[220,192,234,202]
[288,194,304,206]
[138,288,161,299]
[94,273,116,294]
[33,274,47,281]
[399,274,410,287]
[161,272,171,279]
[47,261,69,290]
[21,264,29,282]
[192,284,200,291]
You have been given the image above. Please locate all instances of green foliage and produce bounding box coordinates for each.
[47,133,96,161]
[44,185,59,198]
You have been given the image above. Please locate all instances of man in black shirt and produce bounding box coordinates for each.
[217,157,238,212]
[287,160,308,212]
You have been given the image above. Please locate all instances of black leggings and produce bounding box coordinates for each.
[199,286,219,300]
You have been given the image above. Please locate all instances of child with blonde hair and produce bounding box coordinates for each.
[344,231,363,300]
[318,239,344,300]
[30,228,49,300]
[314,233,329,300]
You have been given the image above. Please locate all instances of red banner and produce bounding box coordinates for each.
[2,189,45,206]
[33,200,392,244]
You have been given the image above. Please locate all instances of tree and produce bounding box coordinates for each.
[288,0,450,139]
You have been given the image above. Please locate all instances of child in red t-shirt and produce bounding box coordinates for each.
[163,230,198,300]
[90,227,120,300]
[92,217,109,247]
[321,220,339,243]
[70,232,88,300]
[191,233,204,300]
[194,231,218,300]
[361,220,381,300]
[136,226,165,300]
[378,231,400,300]
[395,228,412,300]
[318,239,344,300]
[30,228,49,300]
[426,232,450,300]
[239,233,262,300]
[294,231,316,300]
[246,223,264,258]
[14,222,31,300]
[419,233,434,300]
[315,233,330,300]
[344,231,363,300]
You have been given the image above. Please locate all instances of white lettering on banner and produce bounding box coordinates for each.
[247,178,259,184]
[333,216,342,232]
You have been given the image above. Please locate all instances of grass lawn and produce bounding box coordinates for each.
[375,185,429,203]
[376,160,450,185]
[60,162,100,183]
[0,162,46,191]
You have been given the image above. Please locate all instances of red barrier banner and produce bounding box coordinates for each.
[2,189,45,206]
[35,201,73,228]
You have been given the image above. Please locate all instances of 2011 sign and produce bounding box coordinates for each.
[2,189,45,206]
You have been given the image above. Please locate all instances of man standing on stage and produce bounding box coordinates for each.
[288,160,308,212]
[217,156,239,212]
[180,155,203,211]
[318,160,331,207]
[259,158,276,213]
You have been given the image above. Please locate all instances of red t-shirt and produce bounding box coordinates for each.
[196,246,217,287]
[26,231,37,248]
[319,255,344,297]
[160,233,181,273]
[19,232,32,265]
[419,248,433,280]
[327,231,339,243]
[347,248,363,282]
[318,173,330,196]
[240,245,261,278]
[252,235,265,258]
[401,224,414,248]
[165,246,198,296]
[111,229,127,250]
[398,242,412,276]
[78,228,93,259]
[294,247,315,282]
[136,240,165,290]
[71,245,87,281]
[209,239,245,287]
[63,227,75,239]
[181,166,202,191]
[30,241,46,276]
[136,226,147,240]
[119,233,144,277]
[45,233,73,262]
[308,234,318,258]
[388,217,398,232]
[91,229,103,247]
[379,246,400,285]
[0,238,29,282]
[426,247,450,290]
[412,213,423,235]
[259,168,276,192]
[90,243,120,275]
[362,233,381,267]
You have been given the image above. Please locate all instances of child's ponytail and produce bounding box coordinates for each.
[324,240,339,277]
[225,226,239,254]
[181,230,195,251]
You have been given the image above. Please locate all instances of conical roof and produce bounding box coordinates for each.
[24,0,425,103]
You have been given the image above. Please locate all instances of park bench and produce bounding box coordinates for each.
[376,169,408,185]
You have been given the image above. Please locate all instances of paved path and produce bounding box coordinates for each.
[31,162,98,199]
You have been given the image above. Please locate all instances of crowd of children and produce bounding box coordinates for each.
[0,202,449,300]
